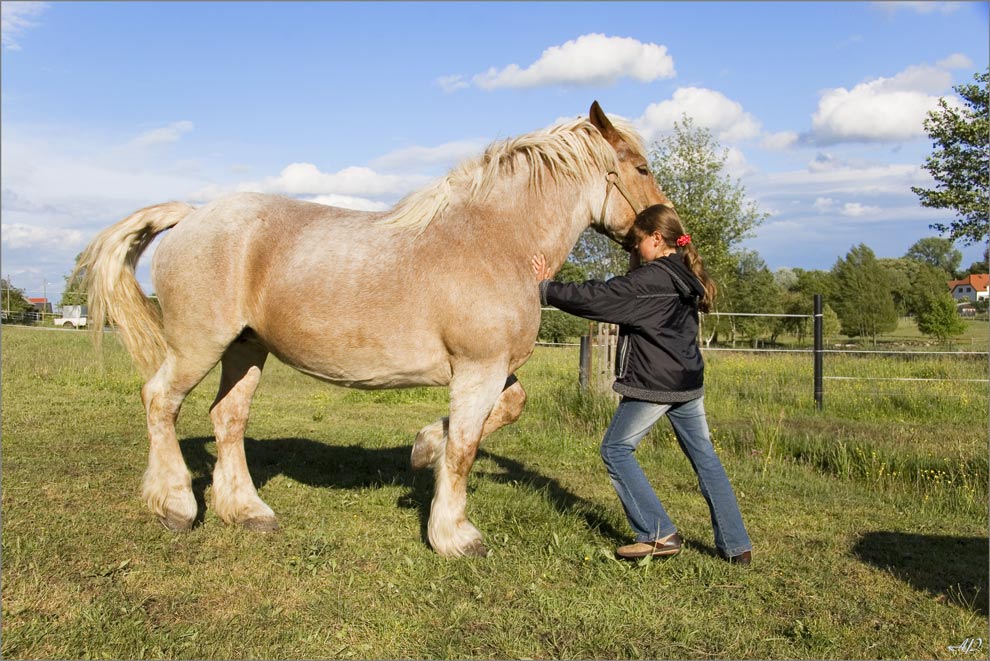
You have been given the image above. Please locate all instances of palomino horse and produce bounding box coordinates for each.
[77,101,671,557]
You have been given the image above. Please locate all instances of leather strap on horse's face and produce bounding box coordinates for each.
[599,169,643,228]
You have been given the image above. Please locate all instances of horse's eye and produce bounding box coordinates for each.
[636,165,650,176]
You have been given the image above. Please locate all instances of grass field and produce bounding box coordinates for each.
[2,325,987,659]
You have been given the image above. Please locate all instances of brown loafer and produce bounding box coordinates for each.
[616,532,682,559]
[725,550,752,565]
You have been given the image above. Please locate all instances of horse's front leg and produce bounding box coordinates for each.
[428,363,508,557]
[412,374,526,470]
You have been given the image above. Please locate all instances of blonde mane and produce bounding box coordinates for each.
[382,115,646,232]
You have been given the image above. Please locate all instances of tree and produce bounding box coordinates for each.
[906,263,955,317]
[1,277,33,319]
[821,303,841,343]
[878,258,917,316]
[911,68,989,245]
[569,229,628,281]
[773,267,798,292]
[965,246,989,276]
[793,269,836,303]
[831,244,898,342]
[915,293,966,344]
[904,237,962,276]
[718,249,780,346]
[570,114,768,300]
[765,268,836,345]
[61,253,88,307]
[647,115,768,292]
[877,258,951,317]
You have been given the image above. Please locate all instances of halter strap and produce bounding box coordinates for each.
[599,170,643,227]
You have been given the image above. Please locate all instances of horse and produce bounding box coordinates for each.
[76,101,672,557]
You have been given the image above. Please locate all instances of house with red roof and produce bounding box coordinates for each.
[26,297,52,314]
[947,274,989,302]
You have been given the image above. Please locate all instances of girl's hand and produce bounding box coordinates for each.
[531,253,554,281]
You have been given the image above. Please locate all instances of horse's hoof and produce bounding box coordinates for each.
[241,516,279,532]
[411,422,444,470]
[410,442,435,470]
[157,513,194,532]
[464,539,488,558]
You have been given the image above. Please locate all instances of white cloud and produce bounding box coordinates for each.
[839,202,881,217]
[936,53,974,70]
[370,139,488,172]
[303,194,390,212]
[809,61,963,144]
[436,75,468,93]
[813,197,835,212]
[236,163,427,198]
[1,222,84,250]
[637,87,762,143]
[759,161,925,196]
[808,152,844,173]
[873,1,963,15]
[1,122,216,294]
[761,131,799,151]
[723,146,756,180]
[2,126,204,209]
[1,1,48,51]
[464,34,675,90]
[127,121,194,149]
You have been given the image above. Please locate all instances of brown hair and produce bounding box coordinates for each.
[628,204,717,312]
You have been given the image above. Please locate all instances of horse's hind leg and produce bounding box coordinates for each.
[412,374,525,470]
[209,334,277,531]
[142,350,224,531]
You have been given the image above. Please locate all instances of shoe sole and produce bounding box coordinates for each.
[616,546,681,560]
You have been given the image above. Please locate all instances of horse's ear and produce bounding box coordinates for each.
[589,100,622,148]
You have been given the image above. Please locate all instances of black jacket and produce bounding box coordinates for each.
[539,254,706,403]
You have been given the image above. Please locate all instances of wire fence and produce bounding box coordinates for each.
[540,303,989,411]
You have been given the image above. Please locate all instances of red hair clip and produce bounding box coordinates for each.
[676,234,691,247]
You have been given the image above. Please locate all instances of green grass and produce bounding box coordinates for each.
[877,316,989,349]
[2,326,987,659]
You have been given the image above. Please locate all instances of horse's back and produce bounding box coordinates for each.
[151,193,456,387]
[151,193,365,336]
[153,192,374,294]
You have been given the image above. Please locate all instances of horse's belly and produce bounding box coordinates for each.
[264,333,452,390]
[293,364,449,390]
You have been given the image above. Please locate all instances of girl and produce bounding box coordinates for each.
[532,204,752,563]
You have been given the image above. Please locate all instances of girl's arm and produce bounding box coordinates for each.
[532,253,649,326]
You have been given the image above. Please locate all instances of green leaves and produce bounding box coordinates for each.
[648,115,768,287]
[912,68,989,245]
[830,244,898,341]
[915,293,967,344]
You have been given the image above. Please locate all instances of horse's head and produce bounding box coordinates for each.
[588,101,672,244]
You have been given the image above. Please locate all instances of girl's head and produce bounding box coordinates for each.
[625,204,717,312]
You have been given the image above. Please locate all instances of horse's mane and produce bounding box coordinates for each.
[381,115,645,232]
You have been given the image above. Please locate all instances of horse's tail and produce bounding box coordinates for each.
[73,202,196,379]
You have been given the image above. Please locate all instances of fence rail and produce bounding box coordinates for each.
[562,293,988,408]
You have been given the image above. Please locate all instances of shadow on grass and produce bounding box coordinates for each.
[853,531,989,616]
[178,437,623,545]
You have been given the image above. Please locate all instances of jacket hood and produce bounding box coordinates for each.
[652,254,706,300]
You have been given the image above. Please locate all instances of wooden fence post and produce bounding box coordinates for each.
[579,334,591,390]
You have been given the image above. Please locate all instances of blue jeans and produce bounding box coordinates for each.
[600,396,751,558]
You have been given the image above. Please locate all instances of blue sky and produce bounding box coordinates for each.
[2,1,988,302]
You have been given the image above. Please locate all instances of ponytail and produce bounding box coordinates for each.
[678,242,717,313]
[630,204,717,312]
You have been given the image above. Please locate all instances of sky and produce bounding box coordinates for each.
[2,0,988,303]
